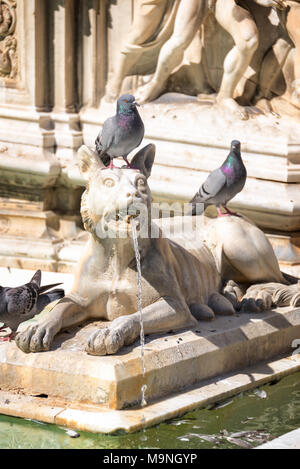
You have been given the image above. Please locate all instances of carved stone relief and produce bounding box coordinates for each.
[104,0,300,119]
[0,0,17,80]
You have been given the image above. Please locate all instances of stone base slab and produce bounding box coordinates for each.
[0,353,299,434]
[0,307,299,411]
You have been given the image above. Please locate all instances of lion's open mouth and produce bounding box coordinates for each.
[103,208,142,234]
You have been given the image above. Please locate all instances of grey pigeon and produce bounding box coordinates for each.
[0,270,64,341]
[189,140,247,216]
[95,94,144,169]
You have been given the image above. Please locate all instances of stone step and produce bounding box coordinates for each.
[0,352,299,434]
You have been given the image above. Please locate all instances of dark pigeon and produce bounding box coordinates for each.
[189,140,247,216]
[95,94,145,169]
[0,270,64,341]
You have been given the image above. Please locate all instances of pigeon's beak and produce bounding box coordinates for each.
[133,101,140,107]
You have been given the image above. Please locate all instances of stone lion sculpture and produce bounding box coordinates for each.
[16,144,300,355]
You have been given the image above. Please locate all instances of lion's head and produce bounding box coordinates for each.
[78,144,155,241]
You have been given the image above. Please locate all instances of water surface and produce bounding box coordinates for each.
[0,372,299,449]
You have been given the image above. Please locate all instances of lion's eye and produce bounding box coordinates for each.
[136,178,146,189]
[103,178,115,188]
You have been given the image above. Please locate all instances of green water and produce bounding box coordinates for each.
[0,372,299,449]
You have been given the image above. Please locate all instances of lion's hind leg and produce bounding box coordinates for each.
[240,282,300,313]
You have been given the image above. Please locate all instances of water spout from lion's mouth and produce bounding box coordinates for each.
[130,217,147,408]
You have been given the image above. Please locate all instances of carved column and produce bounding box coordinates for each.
[0,0,55,158]
[0,0,59,207]
[79,0,109,146]
[51,0,83,161]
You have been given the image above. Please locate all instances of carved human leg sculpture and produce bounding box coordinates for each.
[105,0,169,102]
[215,0,259,119]
[255,37,292,114]
[136,0,208,103]
[286,2,300,107]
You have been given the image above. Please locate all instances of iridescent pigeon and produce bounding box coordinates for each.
[95,94,145,169]
[0,270,64,341]
[189,140,247,216]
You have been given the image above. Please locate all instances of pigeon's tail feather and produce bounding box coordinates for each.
[100,152,111,167]
[95,139,111,167]
[38,283,63,294]
[34,289,65,314]
[189,192,200,204]
[95,138,102,153]
[30,270,41,287]
[44,288,65,303]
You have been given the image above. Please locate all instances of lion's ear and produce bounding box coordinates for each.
[130,144,155,179]
[77,145,104,181]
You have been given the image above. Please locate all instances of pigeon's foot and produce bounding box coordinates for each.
[122,157,133,169]
[0,323,13,342]
[135,79,164,104]
[119,157,139,171]
[217,97,249,120]
[217,207,230,217]
[223,206,241,217]
[217,206,241,217]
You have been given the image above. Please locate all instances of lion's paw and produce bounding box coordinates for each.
[86,327,125,356]
[15,324,54,353]
[86,316,140,356]
[240,289,273,313]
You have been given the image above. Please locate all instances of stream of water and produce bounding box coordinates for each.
[130,218,147,408]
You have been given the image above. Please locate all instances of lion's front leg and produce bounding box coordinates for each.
[16,296,90,353]
[86,297,197,356]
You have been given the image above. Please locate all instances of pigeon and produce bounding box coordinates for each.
[95,94,144,169]
[0,270,64,341]
[189,140,247,216]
